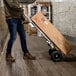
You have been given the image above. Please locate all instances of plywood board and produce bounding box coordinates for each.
[31,12,72,55]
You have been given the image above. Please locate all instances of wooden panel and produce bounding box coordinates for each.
[31,12,72,55]
[0,7,8,53]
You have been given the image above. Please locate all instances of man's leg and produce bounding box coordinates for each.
[6,19,17,62]
[17,19,28,53]
[17,19,36,60]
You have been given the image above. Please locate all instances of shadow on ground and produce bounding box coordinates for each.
[63,54,76,62]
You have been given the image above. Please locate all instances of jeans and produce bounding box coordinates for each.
[6,18,28,55]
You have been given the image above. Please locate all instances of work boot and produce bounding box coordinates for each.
[23,52,36,60]
[6,54,15,62]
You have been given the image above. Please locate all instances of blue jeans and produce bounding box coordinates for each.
[6,18,28,55]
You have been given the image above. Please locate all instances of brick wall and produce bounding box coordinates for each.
[52,1,76,37]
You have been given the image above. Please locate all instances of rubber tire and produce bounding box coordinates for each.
[49,48,57,55]
[51,50,63,62]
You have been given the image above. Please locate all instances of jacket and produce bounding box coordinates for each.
[3,0,24,19]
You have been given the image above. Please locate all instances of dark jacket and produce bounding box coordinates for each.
[3,0,24,19]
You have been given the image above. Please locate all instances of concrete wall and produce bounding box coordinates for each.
[0,0,8,53]
[37,0,76,37]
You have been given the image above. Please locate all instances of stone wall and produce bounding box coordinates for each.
[0,0,8,53]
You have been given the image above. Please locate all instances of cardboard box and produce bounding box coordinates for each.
[32,12,72,55]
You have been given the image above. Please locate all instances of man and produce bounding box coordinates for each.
[3,0,36,62]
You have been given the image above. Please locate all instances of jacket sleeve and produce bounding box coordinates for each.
[4,0,23,12]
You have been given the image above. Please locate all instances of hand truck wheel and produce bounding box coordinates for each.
[49,49,63,62]
[49,49,55,55]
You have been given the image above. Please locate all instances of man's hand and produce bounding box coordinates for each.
[22,21,30,24]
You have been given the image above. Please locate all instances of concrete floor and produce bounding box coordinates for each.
[0,34,76,76]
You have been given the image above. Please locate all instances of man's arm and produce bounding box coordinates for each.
[4,0,23,12]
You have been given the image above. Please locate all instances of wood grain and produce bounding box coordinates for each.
[0,34,76,76]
